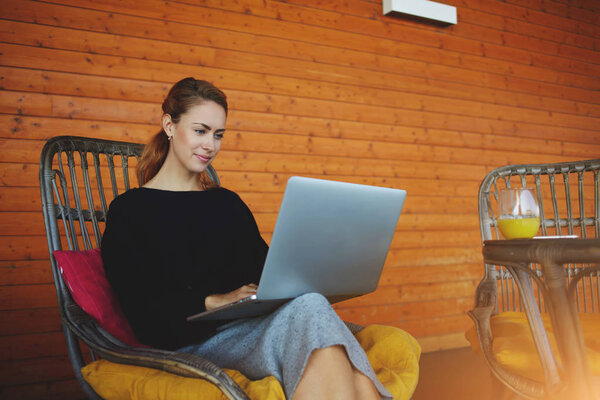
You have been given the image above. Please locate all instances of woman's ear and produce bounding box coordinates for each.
[162,114,174,138]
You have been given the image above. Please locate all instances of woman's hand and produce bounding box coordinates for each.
[205,284,258,310]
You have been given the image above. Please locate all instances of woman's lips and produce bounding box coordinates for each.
[195,154,211,163]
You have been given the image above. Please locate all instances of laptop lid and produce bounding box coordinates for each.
[256,176,406,302]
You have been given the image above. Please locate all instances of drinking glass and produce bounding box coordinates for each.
[497,187,540,239]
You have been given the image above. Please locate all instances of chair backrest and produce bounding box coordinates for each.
[478,158,600,314]
[39,136,219,398]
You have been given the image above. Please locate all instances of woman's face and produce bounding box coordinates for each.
[163,100,227,175]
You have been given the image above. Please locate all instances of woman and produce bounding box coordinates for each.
[101,77,391,400]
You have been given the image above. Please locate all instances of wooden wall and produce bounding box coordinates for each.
[1,0,599,397]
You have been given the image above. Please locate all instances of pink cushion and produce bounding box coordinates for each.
[53,248,145,347]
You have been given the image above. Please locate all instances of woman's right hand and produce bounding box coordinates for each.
[205,284,258,311]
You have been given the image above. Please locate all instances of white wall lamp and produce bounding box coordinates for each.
[383,0,457,25]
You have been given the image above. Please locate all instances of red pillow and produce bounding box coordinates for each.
[53,248,145,347]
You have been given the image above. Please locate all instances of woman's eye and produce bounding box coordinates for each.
[215,133,224,140]
[194,129,206,135]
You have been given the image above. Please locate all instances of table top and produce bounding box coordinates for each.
[483,237,600,246]
[482,238,600,265]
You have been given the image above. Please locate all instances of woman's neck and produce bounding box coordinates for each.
[143,157,204,191]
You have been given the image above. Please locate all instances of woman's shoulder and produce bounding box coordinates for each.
[106,188,147,218]
[108,187,146,207]
[108,186,241,208]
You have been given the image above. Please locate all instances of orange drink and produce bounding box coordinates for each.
[498,217,540,239]
[499,187,540,239]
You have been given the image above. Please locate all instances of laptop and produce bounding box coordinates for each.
[187,176,407,321]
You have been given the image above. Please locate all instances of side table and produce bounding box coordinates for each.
[482,238,600,400]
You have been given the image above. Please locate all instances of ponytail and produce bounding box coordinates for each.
[137,130,169,186]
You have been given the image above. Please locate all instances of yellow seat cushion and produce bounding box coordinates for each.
[465,311,600,382]
[81,324,421,400]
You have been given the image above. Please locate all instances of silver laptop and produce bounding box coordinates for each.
[187,176,406,321]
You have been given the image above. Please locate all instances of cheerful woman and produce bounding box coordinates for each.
[101,77,391,400]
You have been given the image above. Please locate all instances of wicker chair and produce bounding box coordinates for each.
[468,159,600,399]
[39,136,255,400]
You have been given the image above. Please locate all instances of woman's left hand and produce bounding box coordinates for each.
[204,284,258,310]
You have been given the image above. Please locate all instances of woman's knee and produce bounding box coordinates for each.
[290,292,329,308]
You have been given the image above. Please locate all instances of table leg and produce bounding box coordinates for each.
[541,261,595,399]
[509,267,560,388]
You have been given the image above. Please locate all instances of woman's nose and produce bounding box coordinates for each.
[201,136,215,151]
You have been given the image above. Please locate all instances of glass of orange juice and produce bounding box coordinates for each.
[498,187,540,239]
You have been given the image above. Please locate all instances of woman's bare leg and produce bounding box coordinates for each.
[292,345,380,400]
[353,369,381,399]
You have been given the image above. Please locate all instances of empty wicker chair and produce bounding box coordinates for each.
[467,159,600,399]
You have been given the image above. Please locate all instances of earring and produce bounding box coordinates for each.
[168,135,172,141]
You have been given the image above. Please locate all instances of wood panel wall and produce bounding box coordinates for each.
[1,0,599,397]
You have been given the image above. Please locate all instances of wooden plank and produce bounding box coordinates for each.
[0,356,76,386]
[3,7,599,93]
[0,331,67,361]
[294,0,600,63]
[2,15,599,119]
[451,0,600,38]
[3,109,599,163]
[1,45,600,132]
[456,5,598,50]
[0,65,168,105]
[0,186,42,211]
[380,263,484,286]
[6,0,597,107]
[417,332,471,353]
[0,236,51,261]
[2,85,597,149]
[392,314,472,337]
[340,280,479,308]
[218,171,482,196]
[199,0,600,79]
[0,308,62,336]
[0,260,52,286]
[41,0,600,91]
[503,0,590,22]
[0,379,84,400]
[385,246,483,268]
[0,284,58,311]
[0,129,516,171]
[0,162,39,188]
[0,1,518,96]
[335,297,473,325]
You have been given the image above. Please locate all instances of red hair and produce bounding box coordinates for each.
[137,78,228,188]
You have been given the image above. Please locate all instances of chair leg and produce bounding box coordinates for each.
[490,371,530,400]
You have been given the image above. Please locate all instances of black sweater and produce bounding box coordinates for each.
[101,187,268,350]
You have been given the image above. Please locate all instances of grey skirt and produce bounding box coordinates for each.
[178,293,392,399]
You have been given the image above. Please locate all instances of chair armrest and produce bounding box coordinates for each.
[344,321,364,335]
[63,302,250,400]
[471,269,549,398]
[468,305,545,399]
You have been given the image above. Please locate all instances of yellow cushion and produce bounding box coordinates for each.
[81,324,420,400]
[357,324,421,399]
[465,311,600,382]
